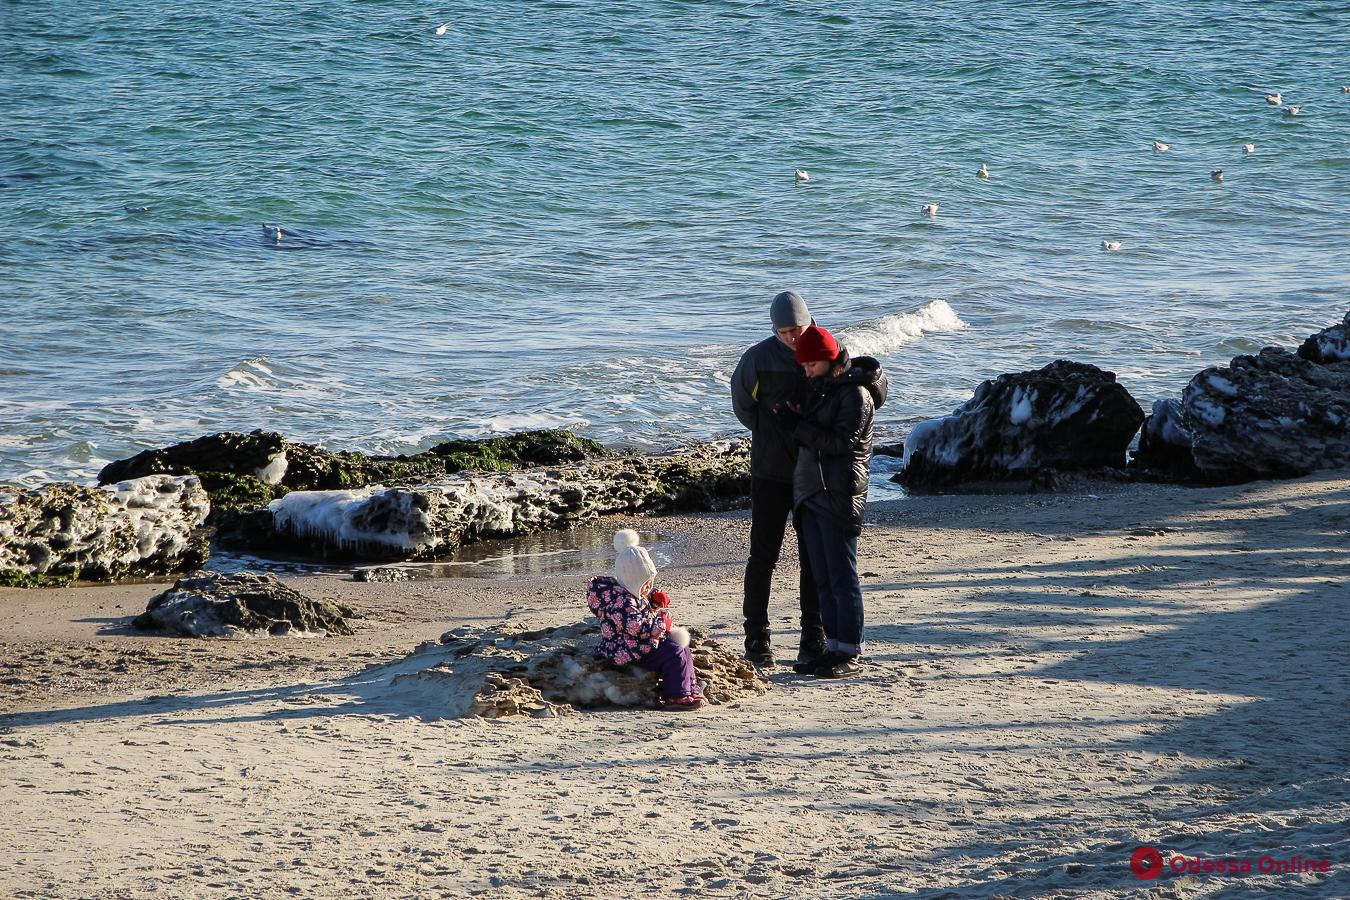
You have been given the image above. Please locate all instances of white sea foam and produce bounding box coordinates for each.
[838,299,967,358]
[218,357,279,391]
[480,413,586,434]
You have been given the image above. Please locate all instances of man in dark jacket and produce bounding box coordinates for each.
[777,324,888,678]
[731,291,824,666]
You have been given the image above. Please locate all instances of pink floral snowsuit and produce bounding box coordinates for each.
[585,575,668,665]
[585,575,699,702]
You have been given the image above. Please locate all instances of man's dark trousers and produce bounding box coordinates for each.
[743,477,822,641]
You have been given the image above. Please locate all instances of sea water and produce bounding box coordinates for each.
[2,1,1348,485]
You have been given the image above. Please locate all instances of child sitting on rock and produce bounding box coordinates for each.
[585,529,704,711]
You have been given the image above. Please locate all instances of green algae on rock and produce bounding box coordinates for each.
[428,430,608,473]
[98,429,609,515]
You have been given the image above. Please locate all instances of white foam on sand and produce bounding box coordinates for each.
[839,299,967,357]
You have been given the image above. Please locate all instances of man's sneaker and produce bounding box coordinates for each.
[796,633,827,665]
[745,637,774,667]
[793,649,838,675]
[814,653,861,679]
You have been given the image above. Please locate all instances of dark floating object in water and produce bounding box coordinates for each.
[1211,170,1224,182]
[123,204,150,213]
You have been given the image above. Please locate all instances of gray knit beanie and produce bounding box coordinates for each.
[770,291,812,329]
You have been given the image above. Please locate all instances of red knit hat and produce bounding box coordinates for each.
[795,324,840,364]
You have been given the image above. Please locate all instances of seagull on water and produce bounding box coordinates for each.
[1152,141,1169,152]
[794,169,810,183]
[1342,86,1350,93]
[1242,143,1255,154]
[1265,92,1282,105]
[262,224,284,242]
[435,22,450,35]
[1284,105,1301,116]
[1211,170,1224,182]
[921,203,939,217]
[1102,240,1122,252]
[976,163,989,178]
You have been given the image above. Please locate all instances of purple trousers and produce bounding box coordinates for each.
[638,638,700,700]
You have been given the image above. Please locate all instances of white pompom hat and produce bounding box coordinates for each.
[613,528,657,597]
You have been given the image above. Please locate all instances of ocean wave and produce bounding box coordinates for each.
[217,357,278,391]
[838,300,968,358]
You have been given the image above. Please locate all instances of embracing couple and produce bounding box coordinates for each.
[731,291,888,678]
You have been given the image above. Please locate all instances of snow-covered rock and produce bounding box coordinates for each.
[1298,312,1350,365]
[98,429,609,517]
[1135,343,1350,483]
[133,570,356,638]
[896,360,1145,490]
[1132,399,1200,479]
[367,621,771,719]
[0,475,209,585]
[223,441,750,560]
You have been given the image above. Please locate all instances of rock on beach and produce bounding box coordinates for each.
[234,440,750,561]
[133,570,356,638]
[0,475,209,586]
[97,428,610,515]
[1135,312,1350,482]
[897,360,1145,490]
[379,620,771,719]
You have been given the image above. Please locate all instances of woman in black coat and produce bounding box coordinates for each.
[775,324,888,678]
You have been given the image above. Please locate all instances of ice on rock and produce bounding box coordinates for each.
[1205,374,1239,398]
[0,475,209,582]
[1297,313,1350,364]
[1008,386,1035,425]
[903,416,954,465]
[248,441,751,560]
[269,488,431,554]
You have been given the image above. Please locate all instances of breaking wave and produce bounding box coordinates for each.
[838,299,968,358]
[217,357,278,391]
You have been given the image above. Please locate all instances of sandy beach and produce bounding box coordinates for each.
[2,474,1347,898]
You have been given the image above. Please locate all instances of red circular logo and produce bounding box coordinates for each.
[1131,846,1165,880]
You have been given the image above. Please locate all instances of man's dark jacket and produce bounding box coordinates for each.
[731,335,807,483]
[790,355,889,536]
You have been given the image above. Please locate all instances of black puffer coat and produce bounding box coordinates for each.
[731,335,809,483]
[791,355,889,536]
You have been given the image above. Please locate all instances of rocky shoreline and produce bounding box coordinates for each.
[0,433,751,587]
[895,309,1350,490]
[2,311,1346,588]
